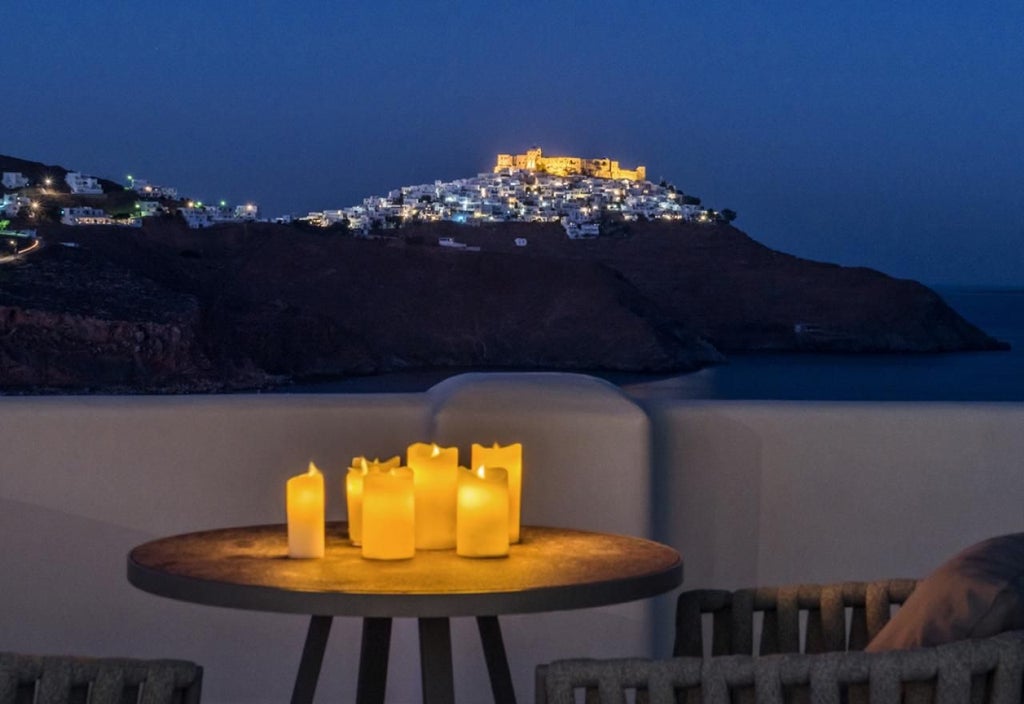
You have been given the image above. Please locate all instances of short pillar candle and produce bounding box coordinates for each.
[287,461,325,558]
[457,466,510,558]
[347,456,400,546]
[361,466,416,560]
[407,442,459,550]
[471,442,522,543]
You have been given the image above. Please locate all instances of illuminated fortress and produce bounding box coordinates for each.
[494,147,646,182]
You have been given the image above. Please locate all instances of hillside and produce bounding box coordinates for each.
[0,216,1004,393]
[0,154,123,195]
[423,220,1003,352]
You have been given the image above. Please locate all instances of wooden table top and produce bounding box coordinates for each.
[128,523,683,618]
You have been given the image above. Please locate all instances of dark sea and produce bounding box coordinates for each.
[282,287,1024,402]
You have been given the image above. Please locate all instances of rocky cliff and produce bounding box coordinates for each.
[0,218,1005,393]
[434,220,1003,353]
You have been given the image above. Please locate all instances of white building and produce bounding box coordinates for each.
[180,208,215,229]
[2,172,30,189]
[128,177,179,199]
[562,218,600,239]
[234,203,259,221]
[61,206,114,226]
[0,194,30,216]
[65,172,103,195]
[136,201,164,217]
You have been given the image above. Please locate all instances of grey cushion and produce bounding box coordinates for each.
[867,532,1024,651]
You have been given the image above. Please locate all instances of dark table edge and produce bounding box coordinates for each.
[126,525,683,618]
[127,556,682,618]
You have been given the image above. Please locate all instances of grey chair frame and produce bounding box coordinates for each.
[536,580,1024,704]
[0,652,202,704]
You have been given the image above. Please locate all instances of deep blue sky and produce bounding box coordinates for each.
[4,1,1022,285]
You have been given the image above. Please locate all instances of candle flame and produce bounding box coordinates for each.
[476,465,487,478]
[430,444,442,458]
[307,461,321,476]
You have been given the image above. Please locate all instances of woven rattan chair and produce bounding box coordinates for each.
[536,579,1024,704]
[0,652,202,704]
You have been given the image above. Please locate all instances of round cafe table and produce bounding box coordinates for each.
[127,522,683,704]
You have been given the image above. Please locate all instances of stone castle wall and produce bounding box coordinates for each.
[495,147,646,182]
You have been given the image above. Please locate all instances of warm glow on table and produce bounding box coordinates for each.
[471,442,522,543]
[457,466,509,558]
[287,462,325,558]
[347,456,400,546]
[407,442,459,550]
[129,524,683,616]
[362,466,415,560]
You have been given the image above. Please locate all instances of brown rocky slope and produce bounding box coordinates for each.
[431,220,1005,353]
[0,219,1004,393]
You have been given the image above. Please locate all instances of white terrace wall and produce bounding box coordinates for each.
[0,394,431,704]
[2,380,1022,703]
[644,400,1024,655]
[0,374,652,704]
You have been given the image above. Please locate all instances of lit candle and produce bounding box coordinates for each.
[346,456,400,546]
[471,442,523,543]
[287,461,325,558]
[407,442,459,550]
[457,466,510,558]
[361,465,415,560]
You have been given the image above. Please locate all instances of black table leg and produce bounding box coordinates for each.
[418,617,455,704]
[356,617,392,704]
[291,615,333,704]
[476,616,517,704]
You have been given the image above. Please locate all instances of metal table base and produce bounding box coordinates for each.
[290,615,516,704]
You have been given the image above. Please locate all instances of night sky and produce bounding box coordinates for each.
[5,1,1022,286]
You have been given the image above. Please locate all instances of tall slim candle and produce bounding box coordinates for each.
[361,466,415,560]
[287,461,325,558]
[407,442,459,550]
[471,442,522,543]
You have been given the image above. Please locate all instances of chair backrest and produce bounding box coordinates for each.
[538,631,1024,704]
[0,653,202,704]
[674,580,920,657]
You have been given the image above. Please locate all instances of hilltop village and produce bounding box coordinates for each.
[0,169,260,230]
[1,148,733,240]
[310,148,732,237]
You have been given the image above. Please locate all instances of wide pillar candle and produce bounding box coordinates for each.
[407,442,459,550]
[347,456,400,546]
[471,442,522,543]
[361,466,415,560]
[287,461,325,558]
[457,466,510,558]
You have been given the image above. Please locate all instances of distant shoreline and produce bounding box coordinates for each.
[274,287,1022,401]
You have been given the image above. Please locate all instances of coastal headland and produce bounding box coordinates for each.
[0,216,1005,393]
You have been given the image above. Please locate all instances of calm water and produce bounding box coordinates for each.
[283,288,1024,402]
